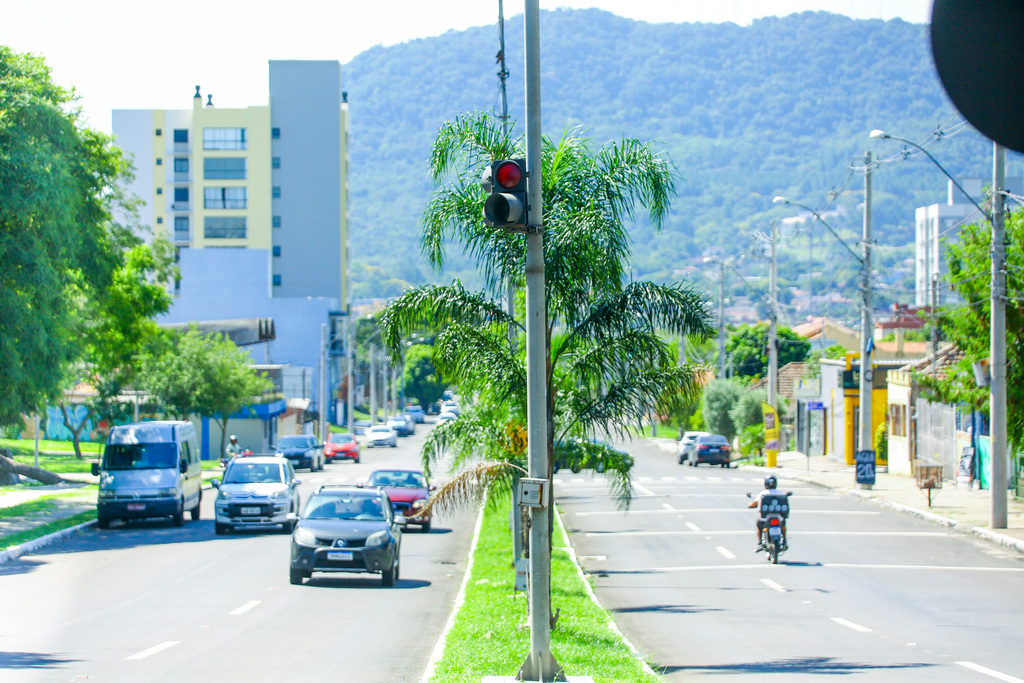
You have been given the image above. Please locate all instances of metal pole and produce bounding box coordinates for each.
[858,152,874,475]
[519,1,563,681]
[718,261,726,378]
[320,323,328,442]
[991,142,1007,528]
[346,317,354,433]
[768,221,779,465]
[369,346,376,425]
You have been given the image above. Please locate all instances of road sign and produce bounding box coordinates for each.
[808,401,824,410]
[855,449,876,486]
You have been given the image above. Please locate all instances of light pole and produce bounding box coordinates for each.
[871,129,1006,528]
[774,186,874,470]
[702,257,728,377]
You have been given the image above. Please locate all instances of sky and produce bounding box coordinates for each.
[1,1,932,133]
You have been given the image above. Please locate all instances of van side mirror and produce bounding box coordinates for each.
[179,460,187,474]
[91,463,100,477]
[211,478,221,489]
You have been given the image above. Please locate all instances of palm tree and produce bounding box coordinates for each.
[379,112,713,513]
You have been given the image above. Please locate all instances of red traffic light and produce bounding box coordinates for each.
[494,161,523,190]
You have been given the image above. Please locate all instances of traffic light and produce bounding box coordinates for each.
[482,159,528,228]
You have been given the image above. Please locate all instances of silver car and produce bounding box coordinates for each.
[366,425,398,448]
[213,456,301,534]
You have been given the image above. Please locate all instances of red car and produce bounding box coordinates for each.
[359,467,434,532]
[324,432,360,463]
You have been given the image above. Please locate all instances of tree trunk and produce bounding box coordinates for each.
[60,403,93,459]
[0,450,69,485]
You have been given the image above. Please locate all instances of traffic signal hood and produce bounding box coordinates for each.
[482,159,528,228]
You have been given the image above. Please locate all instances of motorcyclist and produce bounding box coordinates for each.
[223,435,242,465]
[748,475,786,551]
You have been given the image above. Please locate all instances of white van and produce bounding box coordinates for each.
[92,421,202,529]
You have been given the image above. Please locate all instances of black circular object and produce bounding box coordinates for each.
[931,0,1024,152]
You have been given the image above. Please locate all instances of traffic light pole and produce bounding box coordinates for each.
[518,1,564,681]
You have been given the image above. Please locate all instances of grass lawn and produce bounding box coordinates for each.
[0,510,96,550]
[428,496,660,682]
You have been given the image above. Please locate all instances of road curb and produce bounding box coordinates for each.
[0,519,96,565]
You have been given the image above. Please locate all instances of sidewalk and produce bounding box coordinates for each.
[762,450,1024,554]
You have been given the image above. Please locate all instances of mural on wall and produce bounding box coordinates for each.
[43,405,138,443]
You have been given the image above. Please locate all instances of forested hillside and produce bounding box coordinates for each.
[343,8,1009,319]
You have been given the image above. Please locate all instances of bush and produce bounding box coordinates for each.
[874,422,888,465]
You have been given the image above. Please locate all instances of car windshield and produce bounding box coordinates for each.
[278,436,313,448]
[304,494,386,521]
[101,443,177,471]
[328,434,354,444]
[224,462,283,484]
[370,427,390,434]
[369,471,425,488]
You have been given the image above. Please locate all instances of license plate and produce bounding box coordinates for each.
[768,526,782,538]
[327,551,353,561]
[240,506,261,515]
[126,503,145,511]
[708,448,720,454]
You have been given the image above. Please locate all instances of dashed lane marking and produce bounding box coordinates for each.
[956,661,1024,682]
[584,530,950,538]
[573,509,881,517]
[831,617,872,633]
[229,600,262,616]
[715,546,736,560]
[127,641,180,661]
[761,578,788,592]
[685,522,702,532]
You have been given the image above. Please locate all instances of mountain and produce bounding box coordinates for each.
[342,9,1007,319]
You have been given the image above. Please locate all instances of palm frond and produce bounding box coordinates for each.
[417,460,527,521]
[433,322,526,407]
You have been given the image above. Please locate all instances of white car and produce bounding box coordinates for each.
[437,411,458,422]
[441,401,461,416]
[366,425,398,448]
[212,456,300,534]
[677,431,710,465]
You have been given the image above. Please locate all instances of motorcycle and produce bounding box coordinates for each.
[221,448,253,469]
[747,490,792,564]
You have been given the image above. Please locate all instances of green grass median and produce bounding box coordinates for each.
[1,510,96,550]
[428,496,660,683]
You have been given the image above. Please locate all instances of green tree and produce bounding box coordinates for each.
[379,112,713,510]
[726,322,811,379]
[402,343,445,408]
[137,327,273,458]
[921,209,1024,446]
[730,386,767,434]
[700,379,744,442]
[0,47,132,426]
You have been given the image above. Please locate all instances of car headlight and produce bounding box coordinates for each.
[270,489,288,500]
[98,489,114,500]
[365,530,390,548]
[216,490,230,501]
[293,527,317,546]
[157,488,177,497]
[411,499,427,510]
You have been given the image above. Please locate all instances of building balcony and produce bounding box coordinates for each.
[172,172,191,183]
[173,230,191,244]
[171,201,191,212]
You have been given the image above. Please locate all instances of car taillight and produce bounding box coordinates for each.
[722,445,730,451]
[698,444,708,451]
[769,518,781,527]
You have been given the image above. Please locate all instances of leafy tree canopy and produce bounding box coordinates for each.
[700,379,744,442]
[726,322,811,379]
[402,343,446,408]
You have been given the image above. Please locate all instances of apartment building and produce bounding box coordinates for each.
[113,60,350,408]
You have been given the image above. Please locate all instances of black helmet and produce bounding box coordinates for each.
[764,475,777,490]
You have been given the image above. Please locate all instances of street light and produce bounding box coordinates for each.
[871,130,1007,529]
[702,256,730,378]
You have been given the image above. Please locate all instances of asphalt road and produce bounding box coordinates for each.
[556,438,1024,682]
[0,422,475,683]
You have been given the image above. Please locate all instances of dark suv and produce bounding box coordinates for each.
[690,434,732,467]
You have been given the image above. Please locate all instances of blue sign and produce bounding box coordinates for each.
[808,401,824,410]
[855,449,876,485]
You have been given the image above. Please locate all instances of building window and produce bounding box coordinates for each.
[272,186,281,198]
[203,157,247,180]
[156,158,163,166]
[174,216,189,234]
[173,129,188,143]
[888,404,907,438]
[272,127,280,139]
[203,187,247,209]
[272,215,281,228]
[272,245,281,257]
[272,156,281,169]
[156,217,163,224]
[204,216,247,239]
[173,157,189,173]
[173,187,189,202]
[203,127,247,150]
[272,274,282,286]
[155,128,162,136]
[156,187,163,195]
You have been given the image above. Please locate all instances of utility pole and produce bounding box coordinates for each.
[346,316,354,434]
[369,346,376,424]
[518,1,564,681]
[991,142,1007,528]
[320,323,328,442]
[768,220,778,410]
[717,261,727,378]
[858,152,874,469]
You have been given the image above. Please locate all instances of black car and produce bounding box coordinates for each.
[274,434,324,471]
[289,486,405,586]
[690,434,732,467]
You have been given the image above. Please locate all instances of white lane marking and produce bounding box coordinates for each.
[715,546,736,560]
[660,476,676,482]
[592,563,1024,574]
[956,661,1024,682]
[761,578,787,592]
[685,522,701,532]
[578,555,607,561]
[662,503,675,511]
[831,617,872,633]
[229,600,262,616]
[632,481,658,497]
[584,530,949,538]
[127,641,180,660]
[574,508,880,517]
